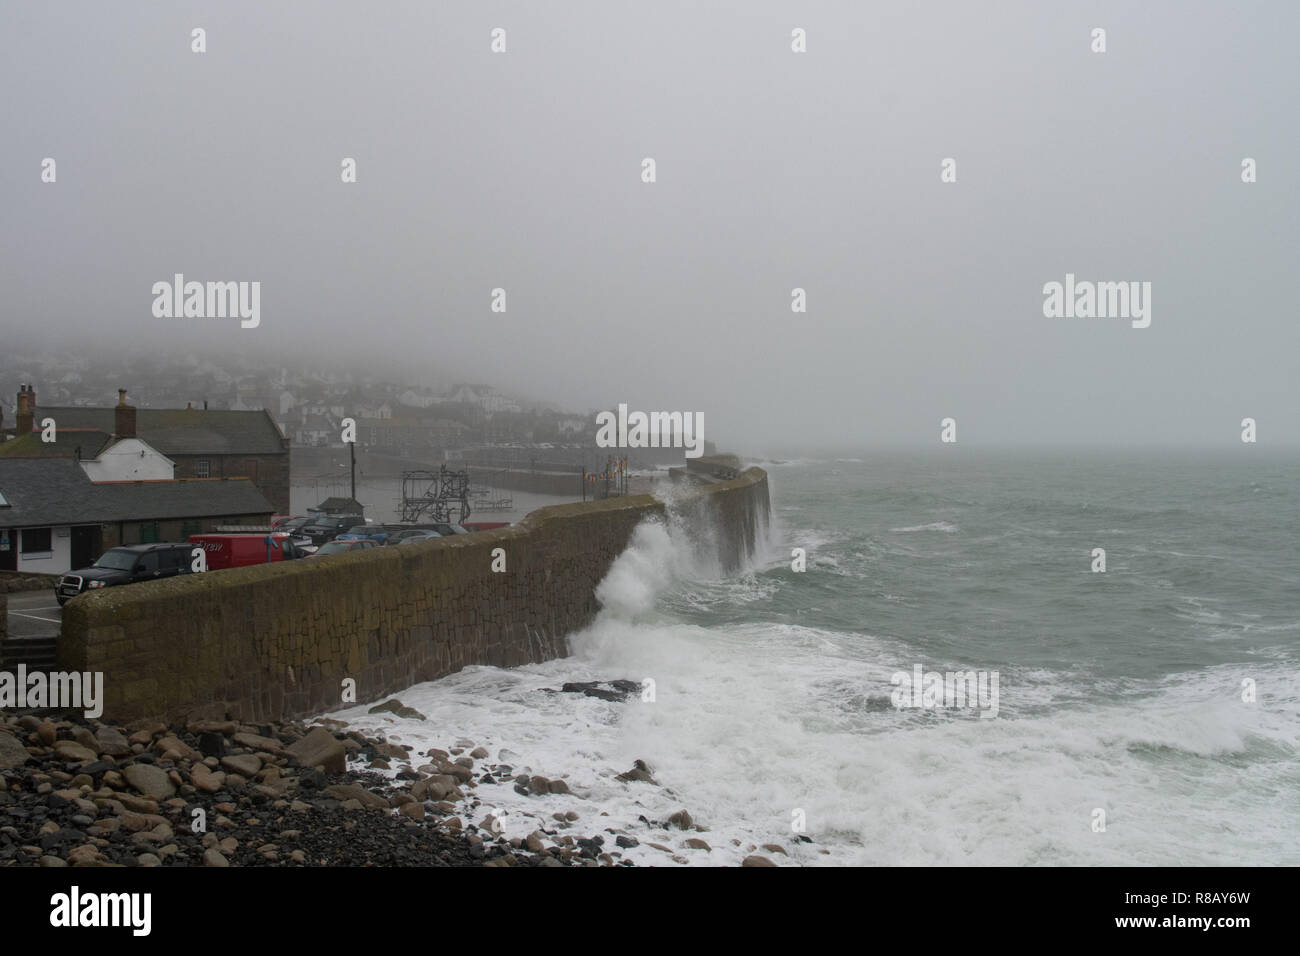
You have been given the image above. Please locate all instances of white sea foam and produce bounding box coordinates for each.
[890,521,959,534]
[327,509,1300,866]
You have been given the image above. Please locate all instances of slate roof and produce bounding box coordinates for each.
[10,406,287,456]
[0,459,273,529]
[0,429,112,460]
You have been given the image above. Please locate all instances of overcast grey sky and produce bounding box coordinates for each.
[3,1,1297,454]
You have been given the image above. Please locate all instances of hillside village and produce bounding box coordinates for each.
[0,350,594,455]
[0,351,704,577]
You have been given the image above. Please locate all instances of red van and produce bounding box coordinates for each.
[187,532,304,571]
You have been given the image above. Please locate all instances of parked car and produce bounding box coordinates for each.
[390,529,442,546]
[55,543,194,605]
[301,515,363,546]
[307,539,378,557]
[187,532,305,571]
[335,525,393,545]
[420,523,471,537]
[462,521,510,533]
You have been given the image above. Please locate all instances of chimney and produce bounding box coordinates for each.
[15,384,34,436]
[114,388,137,439]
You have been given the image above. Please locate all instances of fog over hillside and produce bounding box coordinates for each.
[3,0,1297,454]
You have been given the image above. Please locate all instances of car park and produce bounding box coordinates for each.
[55,543,194,605]
[188,532,306,570]
[308,538,378,557]
[390,529,442,545]
[335,525,393,545]
[421,523,471,537]
[301,514,363,546]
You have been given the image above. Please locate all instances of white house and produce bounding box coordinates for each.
[398,389,440,409]
[295,413,336,447]
[446,384,521,414]
[79,437,175,482]
[557,415,589,436]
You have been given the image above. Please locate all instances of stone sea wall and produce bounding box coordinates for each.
[58,466,770,725]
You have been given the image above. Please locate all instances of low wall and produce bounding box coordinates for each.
[0,571,61,593]
[466,466,583,497]
[686,453,741,478]
[59,466,769,724]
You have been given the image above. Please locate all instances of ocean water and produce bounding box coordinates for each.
[329,450,1300,866]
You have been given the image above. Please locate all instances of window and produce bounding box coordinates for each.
[20,528,52,554]
[196,459,211,478]
[138,522,159,543]
[135,552,159,573]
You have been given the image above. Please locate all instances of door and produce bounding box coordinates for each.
[133,551,160,581]
[0,529,15,571]
[70,525,101,570]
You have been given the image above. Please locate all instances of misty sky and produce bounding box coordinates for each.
[3,1,1297,454]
